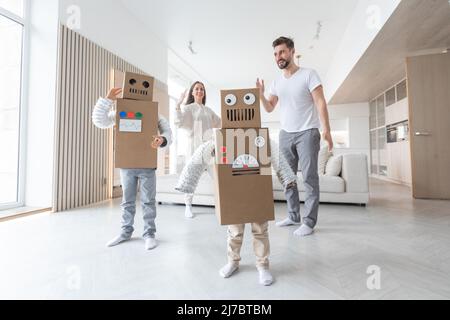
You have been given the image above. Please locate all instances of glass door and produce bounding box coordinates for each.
[0,0,25,209]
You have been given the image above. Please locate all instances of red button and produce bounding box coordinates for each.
[127,112,135,119]
[221,147,227,153]
[222,157,228,164]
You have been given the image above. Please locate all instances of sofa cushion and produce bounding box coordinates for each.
[318,147,332,175]
[325,155,343,177]
[160,171,345,196]
[272,173,345,193]
[157,174,215,195]
[156,175,179,194]
[319,175,346,193]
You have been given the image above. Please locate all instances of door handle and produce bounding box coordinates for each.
[415,132,431,137]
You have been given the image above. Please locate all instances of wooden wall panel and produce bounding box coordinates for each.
[53,25,148,212]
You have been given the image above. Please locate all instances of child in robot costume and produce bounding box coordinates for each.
[92,87,173,251]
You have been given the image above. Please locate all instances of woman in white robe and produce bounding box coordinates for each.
[175,81,221,218]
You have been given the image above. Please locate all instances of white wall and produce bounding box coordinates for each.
[23,0,172,208]
[328,103,371,165]
[58,0,168,83]
[324,0,402,102]
[24,0,60,207]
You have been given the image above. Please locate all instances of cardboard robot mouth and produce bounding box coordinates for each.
[226,108,256,122]
[128,87,150,96]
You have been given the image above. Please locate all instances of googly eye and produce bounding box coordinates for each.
[129,79,137,86]
[225,94,237,106]
[244,93,256,105]
[143,81,150,89]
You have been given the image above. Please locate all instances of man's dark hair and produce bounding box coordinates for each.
[272,37,295,49]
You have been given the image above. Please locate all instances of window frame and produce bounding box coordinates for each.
[0,0,29,210]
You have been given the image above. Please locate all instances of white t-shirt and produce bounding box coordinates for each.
[269,68,322,133]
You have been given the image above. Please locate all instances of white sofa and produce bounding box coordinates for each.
[156,153,369,206]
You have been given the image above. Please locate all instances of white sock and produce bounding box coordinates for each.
[106,235,131,247]
[185,205,194,219]
[219,263,239,278]
[294,224,314,237]
[276,218,301,228]
[145,238,158,250]
[258,268,274,286]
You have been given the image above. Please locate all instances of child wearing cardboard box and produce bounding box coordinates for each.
[176,88,299,286]
[92,82,172,251]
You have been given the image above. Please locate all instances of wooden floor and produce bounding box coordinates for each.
[1,179,449,300]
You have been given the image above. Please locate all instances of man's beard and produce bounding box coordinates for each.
[278,59,291,70]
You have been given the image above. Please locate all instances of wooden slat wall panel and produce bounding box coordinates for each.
[53,25,146,212]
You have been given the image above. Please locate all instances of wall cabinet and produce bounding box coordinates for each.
[387,141,412,185]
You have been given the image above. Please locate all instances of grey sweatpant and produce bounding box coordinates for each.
[120,169,157,239]
[279,129,321,229]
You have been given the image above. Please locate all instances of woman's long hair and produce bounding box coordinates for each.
[186,81,207,106]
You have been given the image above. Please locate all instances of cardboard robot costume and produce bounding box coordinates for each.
[176,89,297,225]
[92,71,172,250]
[176,88,293,285]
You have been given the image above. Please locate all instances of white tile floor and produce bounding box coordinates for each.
[1,179,449,300]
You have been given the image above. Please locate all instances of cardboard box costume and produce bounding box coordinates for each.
[213,89,275,225]
[114,72,159,169]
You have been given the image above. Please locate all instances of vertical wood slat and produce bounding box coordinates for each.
[93,42,99,204]
[53,25,147,212]
[81,35,87,207]
[63,27,74,211]
[85,38,94,205]
[74,31,81,209]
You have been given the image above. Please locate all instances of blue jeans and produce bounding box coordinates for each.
[120,169,157,239]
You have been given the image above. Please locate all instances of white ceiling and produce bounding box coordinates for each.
[330,0,450,104]
[120,0,359,90]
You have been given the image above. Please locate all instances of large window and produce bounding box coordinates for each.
[0,0,26,209]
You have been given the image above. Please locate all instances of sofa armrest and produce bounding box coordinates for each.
[341,154,369,193]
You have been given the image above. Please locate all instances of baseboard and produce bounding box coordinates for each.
[0,207,52,223]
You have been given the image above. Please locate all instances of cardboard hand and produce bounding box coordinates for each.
[107,88,122,101]
[151,135,165,149]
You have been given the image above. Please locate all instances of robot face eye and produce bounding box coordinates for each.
[225,94,237,106]
[129,78,137,86]
[143,81,150,89]
[243,93,256,105]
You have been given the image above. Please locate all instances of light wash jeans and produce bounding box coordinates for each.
[120,169,157,239]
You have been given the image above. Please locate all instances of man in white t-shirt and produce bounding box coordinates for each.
[257,37,333,237]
